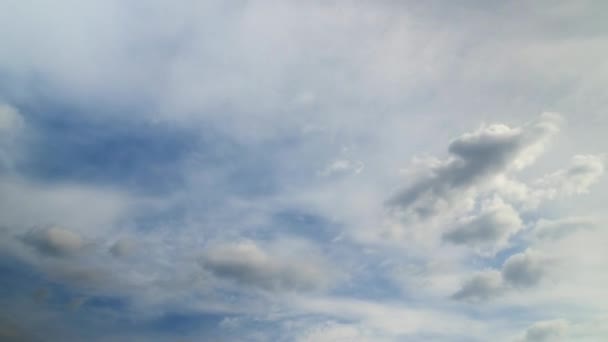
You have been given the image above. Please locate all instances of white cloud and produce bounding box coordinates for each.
[288,295,491,339]
[296,321,384,342]
[536,154,605,197]
[532,217,596,241]
[319,159,364,178]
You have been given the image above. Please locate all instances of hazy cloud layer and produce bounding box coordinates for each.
[0,1,607,341]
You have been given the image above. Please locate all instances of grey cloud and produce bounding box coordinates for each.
[0,318,36,342]
[54,267,107,288]
[443,198,522,251]
[451,270,503,302]
[22,227,83,257]
[502,250,548,288]
[0,103,24,169]
[110,238,135,258]
[453,249,551,301]
[0,104,23,134]
[200,241,330,292]
[524,319,568,342]
[388,114,560,221]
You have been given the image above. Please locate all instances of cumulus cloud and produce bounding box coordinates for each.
[443,197,522,252]
[502,249,550,288]
[200,240,330,292]
[523,319,569,341]
[387,114,560,222]
[453,249,552,301]
[451,270,503,302]
[22,226,83,257]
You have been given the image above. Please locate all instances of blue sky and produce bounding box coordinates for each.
[1,1,608,341]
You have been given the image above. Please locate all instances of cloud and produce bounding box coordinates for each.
[453,249,552,301]
[109,238,135,258]
[0,177,130,231]
[289,295,487,339]
[0,103,23,133]
[387,114,560,222]
[533,217,597,241]
[22,226,83,257]
[0,103,24,169]
[536,154,605,197]
[498,154,605,209]
[443,197,522,252]
[523,319,569,342]
[451,270,503,302]
[200,240,331,292]
[0,1,607,340]
[0,318,34,342]
[502,250,549,288]
[296,321,382,342]
[318,159,364,178]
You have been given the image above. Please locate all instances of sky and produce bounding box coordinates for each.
[0,1,607,341]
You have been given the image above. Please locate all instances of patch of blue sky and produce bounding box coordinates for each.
[16,110,196,194]
[6,102,288,201]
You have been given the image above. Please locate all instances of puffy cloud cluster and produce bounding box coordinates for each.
[387,114,561,223]
[383,113,605,314]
